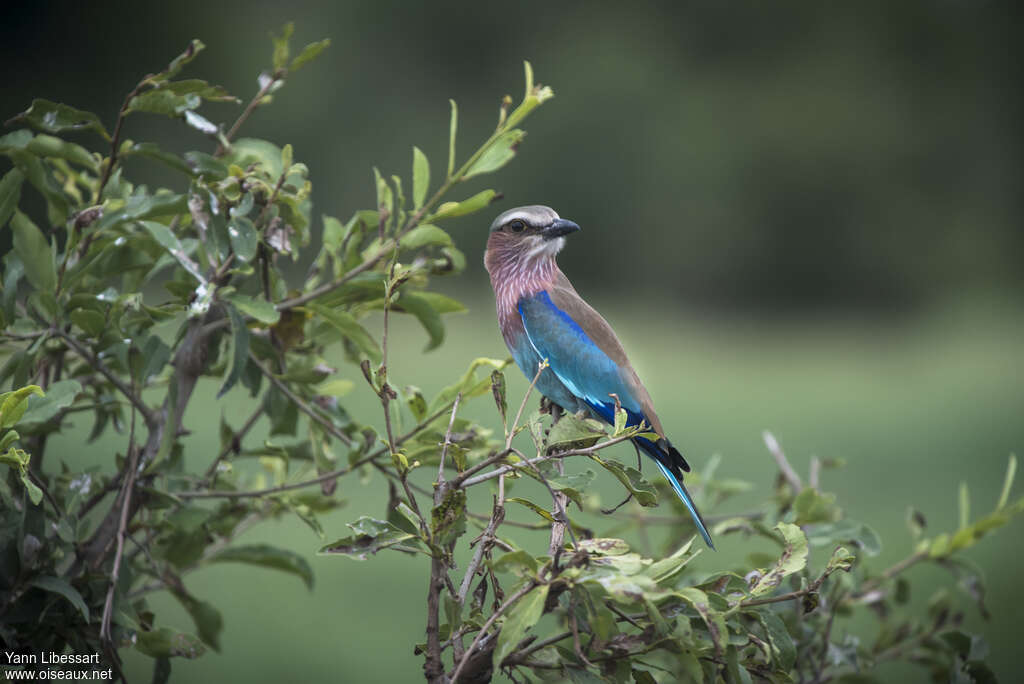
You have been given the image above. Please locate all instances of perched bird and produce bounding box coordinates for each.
[484,205,714,548]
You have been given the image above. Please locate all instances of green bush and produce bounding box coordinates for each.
[0,26,1020,683]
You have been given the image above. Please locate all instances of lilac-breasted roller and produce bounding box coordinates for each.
[484,205,714,549]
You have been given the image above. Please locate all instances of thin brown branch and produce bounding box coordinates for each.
[54,329,155,427]
[201,404,264,484]
[502,631,572,667]
[450,580,539,683]
[100,402,139,648]
[458,475,506,604]
[249,352,353,447]
[176,400,457,499]
[216,73,282,157]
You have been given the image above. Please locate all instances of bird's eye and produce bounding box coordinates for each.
[508,219,526,232]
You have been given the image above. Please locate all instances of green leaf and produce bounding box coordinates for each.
[94,193,188,232]
[412,146,429,209]
[490,549,539,576]
[463,129,526,179]
[319,517,420,560]
[493,583,549,668]
[163,39,206,79]
[8,99,110,140]
[414,292,466,314]
[577,538,630,556]
[272,22,295,71]
[431,357,510,411]
[589,455,658,507]
[135,627,206,659]
[227,216,258,262]
[70,309,105,338]
[431,488,467,547]
[20,472,43,505]
[428,190,497,221]
[447,99,457,179]
[548,469,595,509]
[224,293,280,324]
[394,292,444,351]
[31,576,89,622]
[546,414,604,452]
[490,370,507,425]
[997,454,1017,510]
[20,379,81,425]
[140,220,205,283]
[304,302,382,363]
[127,90,200,116]
[398,224,451,251]
[207,543,313,589]
[10,211,55,293]
[290,38,331,71]
[792,487,841,524]
[170,591,224,652]
[756,611,796,671]
[26,134,97,171]
[217,304,250,398]
[0,385,44,429]
[748,522,809,597]
[644,539,698,584]
[126,142,195,177]
[505,61,555,130]
[0,168,25,229]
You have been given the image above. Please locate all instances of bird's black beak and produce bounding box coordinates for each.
[542,218,581,240]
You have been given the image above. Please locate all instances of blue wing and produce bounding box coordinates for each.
[517,290,714,548]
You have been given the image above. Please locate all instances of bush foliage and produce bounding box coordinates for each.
[0,27,1020,683]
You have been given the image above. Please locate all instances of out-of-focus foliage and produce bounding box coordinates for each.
[1,22,1021,684]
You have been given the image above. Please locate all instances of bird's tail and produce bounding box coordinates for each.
[636,438,715,549]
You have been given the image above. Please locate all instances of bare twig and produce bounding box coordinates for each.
[458,475,506,604]
[217,73,281,157]
[762,430,802,491]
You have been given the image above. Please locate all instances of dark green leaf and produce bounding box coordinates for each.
[271,22,295,71]
[127,90,200,116]
[139,220,205,283]
[207,543,313,589]
[172,592,224,652]
[431,488,467,547]
[547,414,604,452]
[757,611,796,671]
[8,99,110,140]
[217,304,250,398]
[30,576,89,622]
[590,455,658,507]
[70,309,105,338]
[0,168,25,229]
[26,134,97,171]
[394,292,444,351]
[10,211,55,293]
[304,302,382,363]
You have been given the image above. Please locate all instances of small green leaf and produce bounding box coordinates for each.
[493,584,549,668]
[127,90,200,116]
[290,38,330,72]
[447,99,457,179]
[756,611,796,671]
[10,211,56,293]
[228,216,258,262]
[428,190,497,221]
[412,146,429,209]
[8,99,110,140]
[319,517,420,560]
[135,627,206,659]
[26,134,97,171]
[20,472,43,505]
[463,129,526,179]
[431,488,467,546]
[747,522,809,597]
[225,293,280,325]
[164,39,206,79]
[577,538,630,556]
[31,576,89,621]
[398,224,451,251]
[546,414,604,452]
[490,370,507,425]
[305,302,382,363]
[207,543,313,589]
[271,22,295,71]
[0,385,44,429]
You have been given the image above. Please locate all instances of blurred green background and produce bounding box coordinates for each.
[3,1,1023,681]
